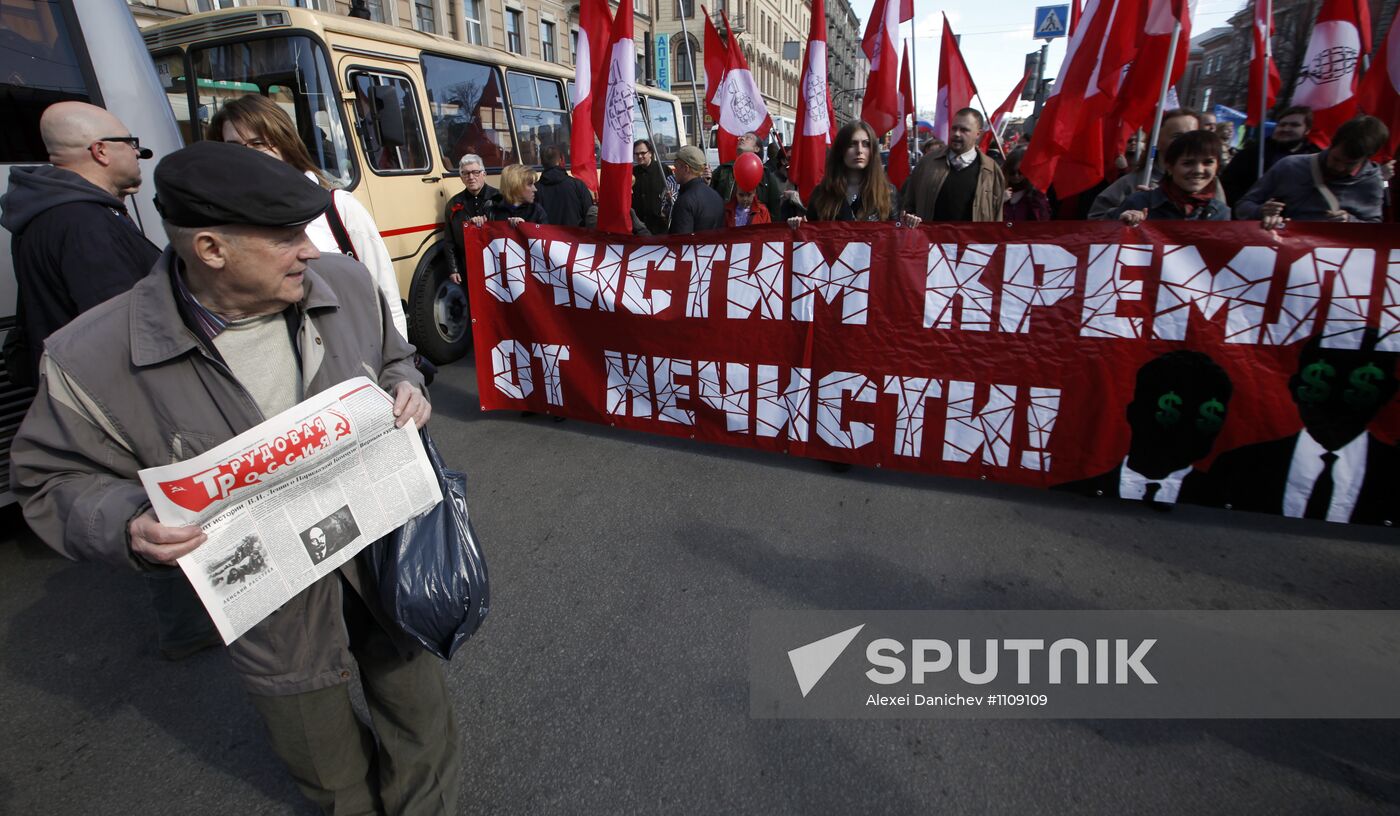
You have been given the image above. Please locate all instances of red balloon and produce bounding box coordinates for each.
[734,152,764,193]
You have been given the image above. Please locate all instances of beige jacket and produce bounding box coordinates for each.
[903,148,1007,223]
[10,249,425,696]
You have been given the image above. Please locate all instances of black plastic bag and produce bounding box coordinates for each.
[370,430,489,659]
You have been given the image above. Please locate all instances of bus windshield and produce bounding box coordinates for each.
[643,96,679,162]
[187,35,354,186]
[1,0,94,163]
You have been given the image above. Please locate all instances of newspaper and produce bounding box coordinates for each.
[137,377,442,644]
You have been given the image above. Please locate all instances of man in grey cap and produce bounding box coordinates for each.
[669,144,725,234]
[10,140,459,815]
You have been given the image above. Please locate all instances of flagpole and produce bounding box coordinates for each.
[972,90,1006,157]
[909,17,919,157]
[679,5,706,147]
[1141,19,1183,189]
[1256,0,1271,180]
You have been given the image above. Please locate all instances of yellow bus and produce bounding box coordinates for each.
[141,6,686,363]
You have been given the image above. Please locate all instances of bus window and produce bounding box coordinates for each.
[349,70,430,174]
[421,53,514,171]
[644,96,680,162]
[0,0,94,163]
[506,72,568,167]
[150,51,195,146]
[631,95,650,146]
[188,35,354,186]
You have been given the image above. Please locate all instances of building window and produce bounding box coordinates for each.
[541,20,556,62]
[674,33,697,83]
[635,36,648,84]
[571,29,580,64]
[464,0,484,44]
[364,0,385,21]
[506,8,523,54]
[414,0,435,33]
[675,0,693,17]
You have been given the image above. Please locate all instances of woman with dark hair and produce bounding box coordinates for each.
[787,120,917,225]
[632,138,673,235]
[489,164,549,224]
[1116,129,1231,224]
[207,95,406,339]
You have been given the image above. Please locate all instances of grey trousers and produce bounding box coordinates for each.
[248,587,461,815]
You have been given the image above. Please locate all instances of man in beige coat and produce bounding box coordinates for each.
[902,108,1006,222]
[10,141,459,815]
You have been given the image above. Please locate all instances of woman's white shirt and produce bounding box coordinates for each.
[301,178,409,340]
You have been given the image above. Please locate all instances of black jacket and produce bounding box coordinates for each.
[632,162,673,235]
[669,178,725,234]
[0,165,160,386]
[489,199,549,224]
[445,183,499,271]
[1219,139,1320,206]
[534,165,594,227]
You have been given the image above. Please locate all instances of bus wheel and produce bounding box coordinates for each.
[408,244,471,365]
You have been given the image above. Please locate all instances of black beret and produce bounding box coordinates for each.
[154,140,331,228]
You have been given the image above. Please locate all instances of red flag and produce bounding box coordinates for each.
[1112,0,1191,135]
[933,15,979,144]
[1020,0,1147,196]
[888,42,913,190]
[1069,0,1082,36]
[1292,0,1372,147]
[570,0,613,194]
[790,0,834,202]
[701,7,729,130]
[981,71,1029,152]
[1246,0,1281,126]
[716,12,773,164]
[1357,3,1400,160]
[860,0,913,136]
[596,3,635,234]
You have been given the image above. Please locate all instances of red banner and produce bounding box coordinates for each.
[465,222,1400,525]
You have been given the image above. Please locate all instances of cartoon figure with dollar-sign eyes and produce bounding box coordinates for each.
[1056,351,1233,506]
[1204,329,1399,525]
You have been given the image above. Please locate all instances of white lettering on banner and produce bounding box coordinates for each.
[604,350,652,417]
[815,371,877,448]
[883,376,944,458]
[925,244,995,331]
[943,381,1017,467]
[999,245,1077,333]
[1021,387,1061,471]
[574,244,622,310]
[1309,248,1373,348]
[681,244,726,318]
[531,343,571,406]
[1153,246,1276,343]
[1382,250,1400,352]
[527,238,573,305]
[484,238,526,302]
[653,357,694,424]
[1081,244,1152,339]
[792,242,871,324]
[621,245,678,315]
[756,365,811,441]
[492,339,533,398]
[727,242,787,319]
[697,361,751,432]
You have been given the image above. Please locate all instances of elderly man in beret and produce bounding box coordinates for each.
[10,141,459,815]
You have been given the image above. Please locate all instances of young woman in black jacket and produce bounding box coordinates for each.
[489,164,549,224]
[787,120,919,226]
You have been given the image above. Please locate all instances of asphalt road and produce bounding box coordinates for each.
[3,358,1399,815]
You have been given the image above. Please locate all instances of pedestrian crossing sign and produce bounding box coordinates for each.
[1033,5,1069,40]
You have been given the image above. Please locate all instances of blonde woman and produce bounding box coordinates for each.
[207,95,407,339]
[488,164,548,225]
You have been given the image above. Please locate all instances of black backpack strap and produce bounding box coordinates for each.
[324,193,359,260]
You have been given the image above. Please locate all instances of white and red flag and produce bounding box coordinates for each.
[981,71,1029,152]
[888,42,914,190]
[701,7,729,130]
[595,2,635,234]
[933,15,979,144]
[1357,3,1400,160]
[570,0,613,194]
[1020,0,1147,196]
[789,0,834,202]
[716,12,772,164]
[1292,0,1372,147]
[860,0,913,137]
[1112,0,1191,136]
[1246,0,1281,126]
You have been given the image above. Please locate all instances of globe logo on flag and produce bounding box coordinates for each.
[605,61,633,135]
[1303,45,1360,86]
[1293,21,1361,108]
[727,75,760,126]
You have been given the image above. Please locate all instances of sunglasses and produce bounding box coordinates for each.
[98,135,153,158]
